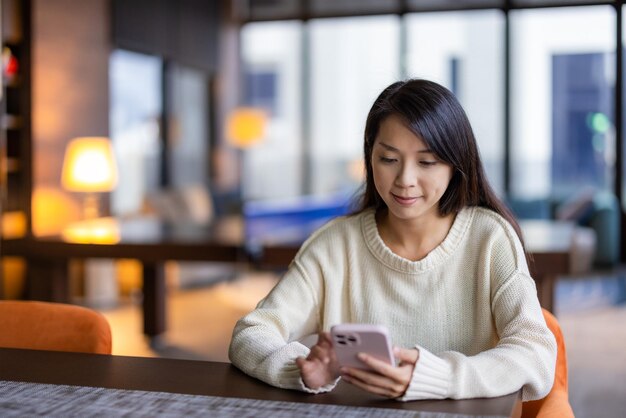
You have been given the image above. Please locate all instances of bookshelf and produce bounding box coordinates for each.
[1,0,31,238]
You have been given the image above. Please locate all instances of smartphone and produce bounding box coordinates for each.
[330,324,395,371]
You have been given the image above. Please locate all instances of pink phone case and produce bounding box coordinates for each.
[330,324,395,370]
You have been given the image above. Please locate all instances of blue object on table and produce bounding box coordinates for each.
[243,193,354,255]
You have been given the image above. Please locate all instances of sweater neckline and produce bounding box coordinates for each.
[361,206,474,273]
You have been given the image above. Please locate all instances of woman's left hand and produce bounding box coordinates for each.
[340,346,419,398]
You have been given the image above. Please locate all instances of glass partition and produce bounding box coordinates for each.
[109,49,163,216]
[510,6,615,200]
[406,10,505,194]
[309,15,400,196]
[167,65,209,188]
[240,21,303,200]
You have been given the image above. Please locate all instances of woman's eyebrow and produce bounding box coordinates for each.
[377,142,399,151]
[377,142,433,154]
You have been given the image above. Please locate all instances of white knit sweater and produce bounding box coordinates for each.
[229,206,557,401]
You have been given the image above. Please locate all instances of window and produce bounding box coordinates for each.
[109,49,163,215]
[244,69,279,115]
[510,6,615,199]
[167,65,210,188]
[241,21,303,200]
[309,16,400,195]
[237,3,625,238]
[406,10,505,194]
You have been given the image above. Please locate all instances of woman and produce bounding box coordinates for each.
[229,79,556,401]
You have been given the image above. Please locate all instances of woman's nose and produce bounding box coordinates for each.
[395,163,417,188]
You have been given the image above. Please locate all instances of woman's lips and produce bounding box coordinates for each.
[392,193,419,206]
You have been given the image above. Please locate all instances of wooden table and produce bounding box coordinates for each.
[0,347,522,417]
[0,217,247,337]
[521,220,577,312]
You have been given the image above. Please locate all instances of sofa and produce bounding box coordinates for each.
[508,189,621,268]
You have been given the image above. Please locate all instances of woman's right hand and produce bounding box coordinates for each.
[296,332,340,390]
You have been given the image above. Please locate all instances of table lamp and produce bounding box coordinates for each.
[61,136,118,220]
[226,107,267,148]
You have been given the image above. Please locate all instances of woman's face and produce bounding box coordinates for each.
[371,114,453,223]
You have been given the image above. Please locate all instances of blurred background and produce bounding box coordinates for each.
[1,1,625,417]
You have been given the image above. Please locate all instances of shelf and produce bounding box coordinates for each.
[4,157,21,172]
[2,114,23,130]
[1,0,31,236]
[3,75,22,87]
[1,154,21,173]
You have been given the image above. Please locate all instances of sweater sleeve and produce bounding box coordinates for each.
[399,270,557,402]
[228,260,335,392]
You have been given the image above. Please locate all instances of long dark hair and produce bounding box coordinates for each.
[353,79,525,248]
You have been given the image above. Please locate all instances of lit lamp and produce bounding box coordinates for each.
[61,136,118,220]
[225,108,267,200]
[226,107,267,148]
[61,137,120,244]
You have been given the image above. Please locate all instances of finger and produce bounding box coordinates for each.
[342,363,409,396]
[318,332,333,348]
[297,357,318,378]
[299,358,324,377]
[394,347,418,363]
[308,345,330,364]
[343,372,404,398]
[295,356,306,370]
[297,356,314,370]
[343,366,391,387]
[356,353,397,376]
[316,331,331,344]
[393,347,419,365]
[320,332,338,360]
[353,353,411,388]
[296,357,306,374]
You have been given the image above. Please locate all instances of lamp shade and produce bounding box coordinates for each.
[226,107,267,148]
[61,137,118,192]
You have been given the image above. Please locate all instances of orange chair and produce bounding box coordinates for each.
[522,309,574,418]
[0,300,112,354]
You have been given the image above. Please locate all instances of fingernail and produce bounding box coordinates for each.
[357,353,367,361]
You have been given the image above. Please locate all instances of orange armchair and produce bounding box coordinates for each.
[522,309,574,418]
[0,301,112,354]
